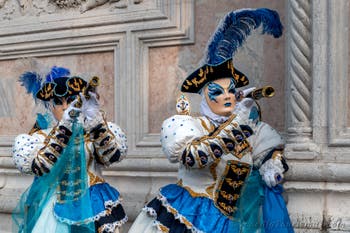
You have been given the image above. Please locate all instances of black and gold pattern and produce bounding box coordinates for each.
[36,76,87,101]
[214,160,251,218]
[181,119,254,168]
[31,124,72,176]
[181,59,249,93]
[92,119,122,166]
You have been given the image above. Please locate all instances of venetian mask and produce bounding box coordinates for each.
[204,78,236,117]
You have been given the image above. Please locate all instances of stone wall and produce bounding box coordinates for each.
[0,0,349,232]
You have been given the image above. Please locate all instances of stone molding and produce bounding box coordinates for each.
[0,0,194,156]
[327,0,350,146]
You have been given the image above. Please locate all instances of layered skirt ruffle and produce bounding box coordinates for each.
[30,182,127,233]
[129,171,294,233]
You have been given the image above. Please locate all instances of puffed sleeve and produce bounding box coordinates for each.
[249,122,285,167]
[91,121,127,166]
[234,98,286,168]
[161,114,253,169]
[161,115,204,163]
[12,132,46,175]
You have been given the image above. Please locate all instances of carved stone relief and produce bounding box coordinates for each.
[81,0,143,12]
[0,0,144,19]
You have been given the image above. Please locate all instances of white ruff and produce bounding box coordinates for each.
[199,93,231,126]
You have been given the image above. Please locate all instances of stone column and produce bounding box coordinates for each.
[285,0,318,159]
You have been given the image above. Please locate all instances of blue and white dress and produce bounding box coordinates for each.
[12,113,128,233]
[129,100,294,233]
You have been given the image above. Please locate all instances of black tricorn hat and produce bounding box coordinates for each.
[36,76,87,101]
[180,59,249,93]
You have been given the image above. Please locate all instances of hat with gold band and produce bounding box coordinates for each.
[181,59,248,93]
[180,8,283,94]
[36,76,87,101]
[19,66,87,102]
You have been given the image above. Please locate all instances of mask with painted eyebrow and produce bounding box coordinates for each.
[228,79,236,94]
[207,82,224,102]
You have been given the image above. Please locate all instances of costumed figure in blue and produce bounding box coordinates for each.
[12,66,128,233]
[128,8,294,233]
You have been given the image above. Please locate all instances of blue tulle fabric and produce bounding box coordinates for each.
[12,122,95,233]
[159,170,265,233]
[263,185,294,233]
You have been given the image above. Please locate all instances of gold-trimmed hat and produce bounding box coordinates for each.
[180,8,283,94]
[180,59,249,93]
[36,76,87,101]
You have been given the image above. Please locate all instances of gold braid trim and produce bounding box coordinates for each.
[177,181,210,198]
[199,117,215,133]
[33,129,48,138]
[186,115,238,168]
[189,114,236,146]
[157,223,170,233]
[88,171,105,186]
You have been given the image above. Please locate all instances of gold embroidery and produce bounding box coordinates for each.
[198,68,204,77]
[218,202,237,213]
[191,76,207,87]
[214,160,251,218]
[67,77,85,92]
[234,139,252,159]
[220,191,240,201]
[38,83,54,99]
[231,164,250,176]
[60,179,83,186]
[185,80,193,86]
[225,179,244,189]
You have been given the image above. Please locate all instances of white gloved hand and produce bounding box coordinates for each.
[80,92,100,121]
[259,158,284,188]
[62,99,81,123]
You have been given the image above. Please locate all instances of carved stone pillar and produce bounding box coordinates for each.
[285,0,318,159]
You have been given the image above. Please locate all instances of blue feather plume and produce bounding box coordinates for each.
[18,71,42,98]
[45,66,70,82]
[205,8,283,65]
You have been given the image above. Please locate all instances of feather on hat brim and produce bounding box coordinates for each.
[180,8,283,94]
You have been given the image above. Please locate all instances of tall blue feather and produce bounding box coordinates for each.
[45,66,70,82]
[18,71,42,98]
[205,8,283,65]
